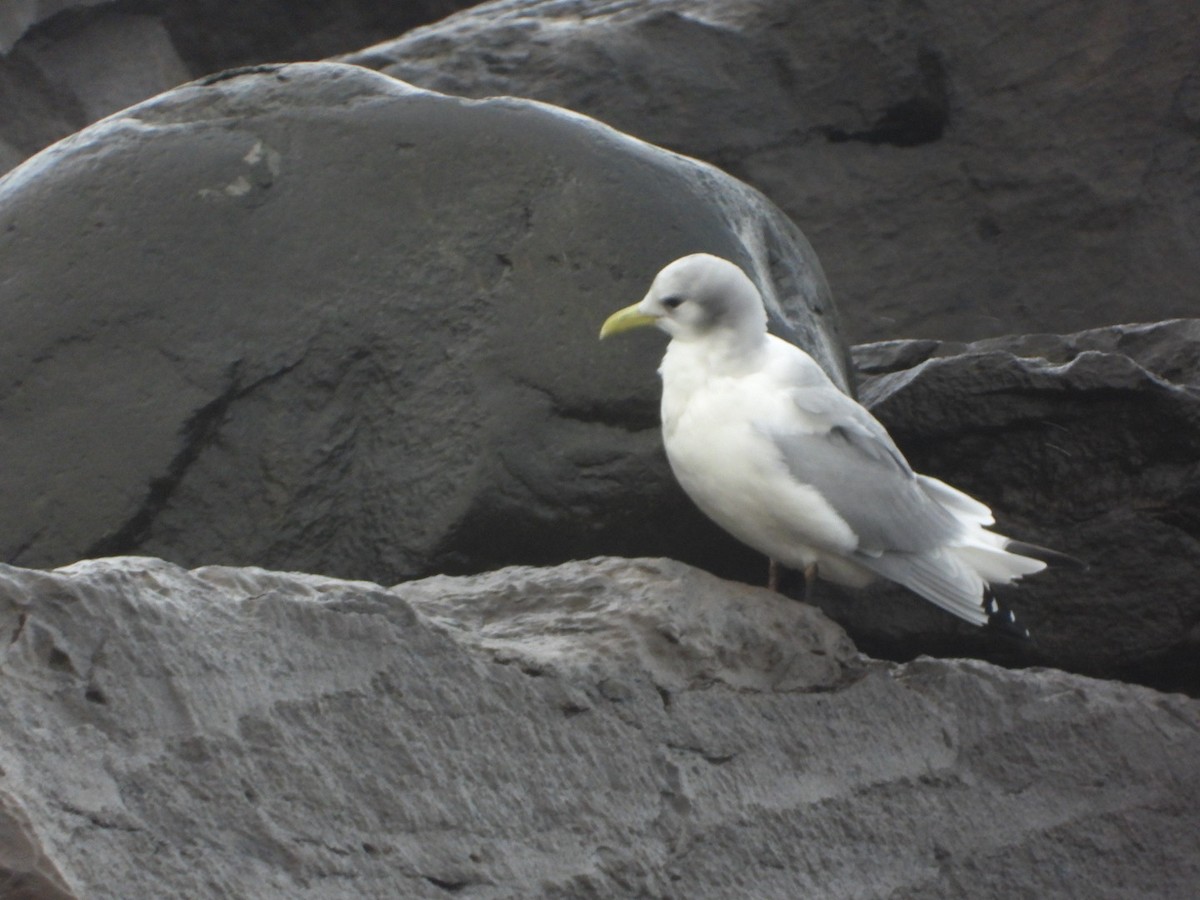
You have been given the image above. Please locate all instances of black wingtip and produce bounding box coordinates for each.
[983,587,1032,642]
[1005,540,1089,571]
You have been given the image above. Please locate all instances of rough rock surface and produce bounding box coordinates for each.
[0,61,847,583]
[807,320,1200,694]
[0,0,479,172]
[347,0,1200,342]
[1,555,1197,898]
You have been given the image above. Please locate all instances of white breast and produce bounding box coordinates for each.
[658,339,858,568]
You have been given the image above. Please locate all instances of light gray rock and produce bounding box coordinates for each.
[403,558,858,694]
[346,0,1200,343]
[0,555,1197,898]
[817,320,1200,694]
[0,61,846,584]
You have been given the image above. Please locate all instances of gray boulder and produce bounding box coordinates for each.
[1,555,1197,898]
[0,0,478,173]
[346,0,1200,342]
[816,320,1200,693]
[0,61,846,582]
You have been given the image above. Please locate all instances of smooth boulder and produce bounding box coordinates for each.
[0,0,479,172]
[0,61,847,583]
[346,0,1200,342]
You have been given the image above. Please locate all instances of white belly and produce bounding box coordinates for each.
[660,366,859,573]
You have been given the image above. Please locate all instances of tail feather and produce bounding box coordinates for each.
[917,475,994,526]
[855,534,1052,634]
[855,549,989,627]
[852,475,1077,636]
[1004,539,1088,570]
[956,542,1046,584]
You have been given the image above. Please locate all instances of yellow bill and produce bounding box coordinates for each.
[599,303,657,339]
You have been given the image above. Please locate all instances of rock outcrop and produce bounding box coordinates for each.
[0,61,846,584]
[346,0,1200,342]
[2,59,1194,690]
[3,7,1197,895]
[8,2,1195,342]
[818,320,1200,693]
[0,0,477,172]
[1,555,1197,898]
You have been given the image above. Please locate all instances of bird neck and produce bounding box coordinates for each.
[664,328,768,379]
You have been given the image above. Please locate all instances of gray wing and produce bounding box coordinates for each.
[765,387,963,555]
[788,387,911,474]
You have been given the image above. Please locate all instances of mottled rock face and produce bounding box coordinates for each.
[821,320,1200,693]
[1,556,1197,898]
[346,0,1200,343]
[0,61,845,583]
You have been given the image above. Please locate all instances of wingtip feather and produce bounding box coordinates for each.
[983,587,1032,641]
[1004,540,1088,571]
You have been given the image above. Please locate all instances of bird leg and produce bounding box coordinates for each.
[767,559,819,601]
[767,558,780,592]
[803,563,818,604]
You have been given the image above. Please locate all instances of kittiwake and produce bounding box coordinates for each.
[600,253,1072,636]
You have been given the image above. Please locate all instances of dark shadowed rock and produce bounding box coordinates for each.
[345,0,1200,342]
[0,0,479,172]
[0,61,846,583]
[812,320,1200,694]
[1,555,1197,898]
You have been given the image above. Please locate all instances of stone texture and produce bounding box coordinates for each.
[346,0,1200,342]
[18,13,193,124]
[0,555,1197,898]
[0,0,478,170]
[0,61,847,584]
[0,1,109,54]
[804,320,1200,694]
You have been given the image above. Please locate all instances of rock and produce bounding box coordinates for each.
[810,320,1200,694]
[855,318,1200,386]
[1,1,110,54]
[0,61,847,584]
[1,555,1197,898]
[346,0,1200,342]
[0,1,479,173]
[403,558,859,694]
[17,13,193,124]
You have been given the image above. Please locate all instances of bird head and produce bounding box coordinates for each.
[599,253,768,343]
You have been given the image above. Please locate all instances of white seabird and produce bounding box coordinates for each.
[600,253,1069,634]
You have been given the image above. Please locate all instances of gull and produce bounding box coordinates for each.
[600,253,1070,635]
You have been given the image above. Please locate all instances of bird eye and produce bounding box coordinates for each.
[662,296,685,310]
